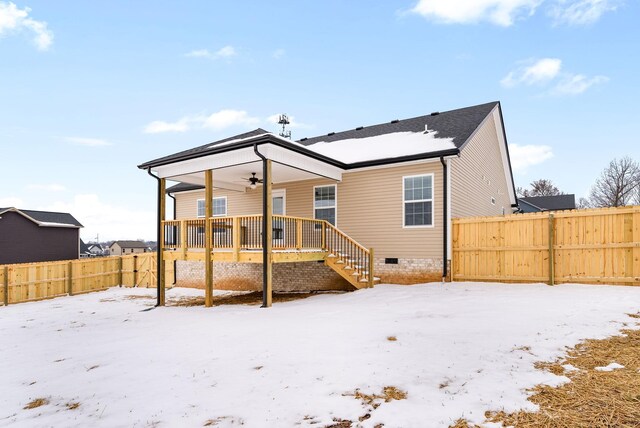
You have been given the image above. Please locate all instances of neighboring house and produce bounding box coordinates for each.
[80,239,92,258]
[0,207,83,264]
[139,101,517,297]
[88,244,106,256]
[109,240,149,256]
[518,195,576,213]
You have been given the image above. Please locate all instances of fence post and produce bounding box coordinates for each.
[548,213,555,286]
[368,248,375,288]
[3,266,8,306]
[67,261,73,296]
[118,257,123,287]
[133,255,138,287]
[232,216,240,262]
[180,220,188,260]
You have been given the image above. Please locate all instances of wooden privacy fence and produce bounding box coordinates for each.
[0,253,172,306]
[452,206,640,285]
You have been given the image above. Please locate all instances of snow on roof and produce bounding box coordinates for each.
[303,130,456,163]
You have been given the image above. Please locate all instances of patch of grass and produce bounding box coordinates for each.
[66,402,80,410]
[386,336,397,342]
[86,365,99,372]
[485,325,640,427]
[23,398,49,410]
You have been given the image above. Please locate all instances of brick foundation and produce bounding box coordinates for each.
[173,257,450,290]
[174,260,351,292]
[373,258,451,284]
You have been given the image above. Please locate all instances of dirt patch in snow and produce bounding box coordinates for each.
[455,313,640,427]
[23,397,48,410]
[167,291,339,307]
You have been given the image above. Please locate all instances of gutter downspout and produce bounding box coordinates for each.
[167,192,177,285]
[147,168,163,307]
[253,144,269,308]
[440,156,448,283]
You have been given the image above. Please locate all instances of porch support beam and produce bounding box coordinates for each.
[263,159,273,307]
[205,169,214,307]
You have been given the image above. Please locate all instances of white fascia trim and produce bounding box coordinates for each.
[491,107,517,206]
[153,143,343,183]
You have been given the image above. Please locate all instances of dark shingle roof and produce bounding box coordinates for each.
[112,240,148,249]
[80,239,90,253]
[141,128,270,169]
[298,102,498,148]
[139,102,501,171]
[167,182,204,193]
[0,207,83,227]
[519,195,576,211]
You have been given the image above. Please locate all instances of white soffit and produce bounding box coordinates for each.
[154,143,343,182]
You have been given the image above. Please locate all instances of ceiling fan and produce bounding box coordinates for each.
[242,172,263,189]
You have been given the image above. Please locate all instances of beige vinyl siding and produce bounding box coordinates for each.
[450,108,512,218]
[173,162,444,259]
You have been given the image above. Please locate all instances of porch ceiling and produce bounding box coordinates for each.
[157,143,343,191]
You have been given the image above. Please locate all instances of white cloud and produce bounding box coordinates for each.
[272,48,286,59]
[27,184,66,192]
[44,194,155,241]
[501,58,562,87]
[144,109,260,134]
[0,1,53,50]
[65,137,112,146]
[143,118,191,134]
[0,196,24,208]
[410,0,617,26]
[201,110,259,130]
[509,144,554,173]
[552,73,609,95]
[549,0,620,25]
[185,45,237,59]
[411,0,542,26]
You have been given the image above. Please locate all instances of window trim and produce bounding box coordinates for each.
[196,196,228,218]
[313,184,337,227]
[402,173,435,229]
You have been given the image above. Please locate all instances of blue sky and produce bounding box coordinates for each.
[1,0,638,241]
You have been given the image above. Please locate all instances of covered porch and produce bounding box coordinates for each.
[140,132,377,308]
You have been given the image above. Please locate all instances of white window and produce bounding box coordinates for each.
[403,174,434,227]
[314,185,336,226]
[197,197,227,217]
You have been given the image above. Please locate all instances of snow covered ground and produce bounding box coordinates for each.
[1,282,639,428]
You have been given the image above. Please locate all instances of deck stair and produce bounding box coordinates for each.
[323,222,380,289]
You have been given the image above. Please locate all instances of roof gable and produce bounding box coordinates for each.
[0,207,83,228]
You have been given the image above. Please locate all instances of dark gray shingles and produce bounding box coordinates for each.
[298,102,498,148]
[519,195,576,211]
[0,208,83,227]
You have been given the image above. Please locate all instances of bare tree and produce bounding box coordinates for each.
[589,157,640,207]
[576,197,591,209]
[517,179,563,197]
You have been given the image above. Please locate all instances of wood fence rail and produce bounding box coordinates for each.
[0,253,171,306]
[452,206,640,285]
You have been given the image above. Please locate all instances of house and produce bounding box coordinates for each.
[109,240,150,256]
[87,244,106,256]
[0,207,83,264]
[518,195,576,213]
[80,239,92,258]
[139,101,517,307]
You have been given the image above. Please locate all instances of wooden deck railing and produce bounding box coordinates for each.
[162,215,376,286]
[162,215,327,252]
